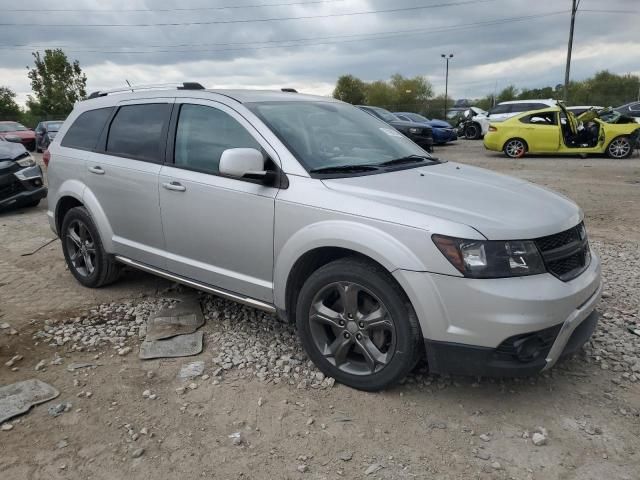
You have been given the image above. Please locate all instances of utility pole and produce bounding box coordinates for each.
[441,54,453,119]
[564,0,580,102]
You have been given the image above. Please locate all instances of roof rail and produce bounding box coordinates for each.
[281,88,298,93]
[87,82,205,99]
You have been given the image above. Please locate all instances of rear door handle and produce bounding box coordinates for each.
[88,166,104,175]
[162,181,186,192]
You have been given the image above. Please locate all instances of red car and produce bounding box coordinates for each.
[0,121,36,152]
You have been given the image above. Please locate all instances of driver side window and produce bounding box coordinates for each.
[174,104,261,174]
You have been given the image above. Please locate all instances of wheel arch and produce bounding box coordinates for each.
[274,221,427,322]
[54,184,115,252]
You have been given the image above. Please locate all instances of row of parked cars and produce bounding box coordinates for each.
[454,99,640,159]
[0,120,64,152]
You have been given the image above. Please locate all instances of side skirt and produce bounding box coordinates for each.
[114,255,276,313]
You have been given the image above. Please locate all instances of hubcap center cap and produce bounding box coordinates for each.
[346,321,359,334]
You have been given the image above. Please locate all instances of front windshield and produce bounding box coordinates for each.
[47,122,63,132]
[369,106,399,123]
[248,101,433,172]
[0,122,27,132]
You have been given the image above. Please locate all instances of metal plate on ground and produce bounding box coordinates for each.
[139,331,204,360]
[145,298,204,342]
[0,379,60,423]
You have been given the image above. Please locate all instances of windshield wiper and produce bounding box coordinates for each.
[309,164,380,174]
[376,155,438,167]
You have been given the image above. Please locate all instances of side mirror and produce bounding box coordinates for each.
[219,148,269,181]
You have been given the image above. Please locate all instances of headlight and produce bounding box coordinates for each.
[16,155,36,167]
[432,234,546,278]
[408,127,422,134]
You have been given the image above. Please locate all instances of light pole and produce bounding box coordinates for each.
[564,0,580,102]
[441,54,453,119]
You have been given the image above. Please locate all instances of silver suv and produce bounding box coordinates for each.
[47,84,601,390]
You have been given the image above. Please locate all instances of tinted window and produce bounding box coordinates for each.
[106,104,170,162]
[629,102,640,112]
[174,104,261,174]
[61,107,113,150]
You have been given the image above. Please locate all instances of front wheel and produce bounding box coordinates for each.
[464,123,481,140]
[295,258,422,391]
[503,138,527,158]
[606,136,633,159]
[60,206,121,288]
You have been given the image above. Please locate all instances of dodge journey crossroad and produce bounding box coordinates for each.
[46,84,601,391]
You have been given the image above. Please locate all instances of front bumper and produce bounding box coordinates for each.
[433,128,458,144]
[0,165,47,208]
[393,249,602,376]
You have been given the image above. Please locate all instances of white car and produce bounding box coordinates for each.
[486,99,557,122]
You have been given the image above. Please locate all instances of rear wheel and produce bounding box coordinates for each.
[464,123,481,140]
[606,136,632,159]
[60,206,121,288]
[295,257,422,391]
[503,138,527,158]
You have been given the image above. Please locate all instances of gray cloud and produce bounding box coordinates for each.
[0,0,638,105]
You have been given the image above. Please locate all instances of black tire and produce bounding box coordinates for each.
[295,257,422,391]
[503,138,528,158]
[464,123,481,140]
[606,136,633,159]
[60,206,121,288]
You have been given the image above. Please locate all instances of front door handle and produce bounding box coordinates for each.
[162,181,186,192]
[88,166,104,175]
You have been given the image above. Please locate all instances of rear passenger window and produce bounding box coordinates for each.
[61,107,113,150]
[174,104,261,174]
[106,104,170,162]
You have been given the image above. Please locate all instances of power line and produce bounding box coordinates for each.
[8,0,348,13]
[0,0,497,27]
[0,11,567,54]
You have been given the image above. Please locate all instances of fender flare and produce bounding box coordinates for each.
[273,220,427,310]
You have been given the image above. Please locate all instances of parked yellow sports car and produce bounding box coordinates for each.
[483,103,640,159]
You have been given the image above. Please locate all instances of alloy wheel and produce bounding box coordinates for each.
[308,281,396,376]
[608,137,631,158]
[505,139,526,158]
[465,124,479,140]
[65,219,96,277]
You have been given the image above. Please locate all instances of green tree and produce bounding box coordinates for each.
[0,86,21,119]
[426,94,455,119]
[27,49,87,116]
[365,80,395,107]
[496,85,518,103]
[388,74,433,112]
[332,74,367,105]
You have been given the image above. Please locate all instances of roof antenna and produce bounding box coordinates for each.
[125,80,133,92]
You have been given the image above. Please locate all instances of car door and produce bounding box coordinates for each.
[85,98,173,268]
[158,99,279,302]
[487,104,511,122]
[519,111,560,152]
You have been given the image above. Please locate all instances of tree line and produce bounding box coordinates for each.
[334,70,640,119]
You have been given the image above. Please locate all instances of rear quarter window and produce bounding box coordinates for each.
[60,107,113,150]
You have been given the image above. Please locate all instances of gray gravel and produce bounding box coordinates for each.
[584,241,640,383]
[31,240,639,389]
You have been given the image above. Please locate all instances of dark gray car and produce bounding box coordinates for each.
[0,136,47,210]
[35,121,64,152]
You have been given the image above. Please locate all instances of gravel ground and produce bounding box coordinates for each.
[1,144,639,479]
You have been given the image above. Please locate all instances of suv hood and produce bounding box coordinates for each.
[322,162,582,239]
[427,119,453,128]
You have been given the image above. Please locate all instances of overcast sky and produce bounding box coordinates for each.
[1,0,638,106]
